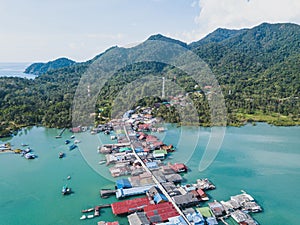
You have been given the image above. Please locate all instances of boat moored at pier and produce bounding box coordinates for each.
[24,152,36,159]
[69,144,77,150]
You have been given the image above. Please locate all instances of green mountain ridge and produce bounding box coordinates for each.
[189,27,247,49]
[147,34,189,49]
[1,22,299,137]
[24,57,76,75]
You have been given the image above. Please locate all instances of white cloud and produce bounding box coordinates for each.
[187,0,300,41]
[191,0,198,8]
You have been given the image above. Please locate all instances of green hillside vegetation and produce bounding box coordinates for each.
[193,23,299,126]
[24,57,76,75]
[0,22,299,137]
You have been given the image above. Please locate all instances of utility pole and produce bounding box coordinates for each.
[162,77,165,99]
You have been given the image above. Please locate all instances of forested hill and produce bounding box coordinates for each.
[24,57,76,75]
[189,27,247,48]
[0,22,299,137]
[189,22,300,125]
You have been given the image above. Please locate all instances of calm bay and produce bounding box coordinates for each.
[0,123,299,225]
[0,62,36,79]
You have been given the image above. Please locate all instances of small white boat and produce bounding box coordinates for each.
[61,184,71,195]
[59,152,64,158]
[70,135,75,139]
[80,215,87,220]
[87,214,94,219]
[74,139,81,144]
[24,152,36,159]
[67,175,71,180]
[98,160,106,165]
[110,135,117,140]
[24,147,32,153]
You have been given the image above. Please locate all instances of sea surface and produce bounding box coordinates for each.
[0,62,36,79]
[0,123,299,225]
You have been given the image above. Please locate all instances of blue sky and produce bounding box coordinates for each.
[0,0,299,62]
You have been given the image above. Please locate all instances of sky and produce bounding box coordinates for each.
[0,0,299,62]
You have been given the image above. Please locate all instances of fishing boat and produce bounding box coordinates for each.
[24,152,36,159]
[67,175,71,180]
[65,140,70,144]
[61,184,71,195]
[98,160,106,165]
[87,215,94,219]
[80,215,87,220]
[70,135,75,139]
[59,152,64,158]
[81,208,94,213]
[74,139,81,144]
[24,147,32,153]
[69,144,77,150]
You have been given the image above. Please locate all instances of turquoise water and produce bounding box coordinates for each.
[0,124,299,225]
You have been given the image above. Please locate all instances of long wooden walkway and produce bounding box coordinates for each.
[123,125,191,225]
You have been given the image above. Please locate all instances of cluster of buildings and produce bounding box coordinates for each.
[108,178,218,225]
[88,107,263,225]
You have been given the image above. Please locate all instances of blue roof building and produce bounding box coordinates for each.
[146,161,158,170]
[153,193,168,204]
[116,178,132,189]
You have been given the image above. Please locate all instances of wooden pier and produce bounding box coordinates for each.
[55,128,66,138]
[123,125,192,225]
[97,204,111,209]
[100,189,117,198]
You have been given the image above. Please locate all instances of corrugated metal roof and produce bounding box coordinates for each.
[116,178,132,189]
[111,197,150,215]
[116,185,154,199]
[106,222,119,225]
[153,193,168,204]
[127,212,150,225]
[172,193,199,207]
[146,161,158,169]
[144,202,179,222]
[197,189,205,196]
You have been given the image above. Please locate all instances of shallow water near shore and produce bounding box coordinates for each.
[0,62,36,79]
[0,123,299,225]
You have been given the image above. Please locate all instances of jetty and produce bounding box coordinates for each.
[82,204,111,213]
[90,109,263,225]
[123,125,192,225]
[55,128,66,138]
[100,189,117,198]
